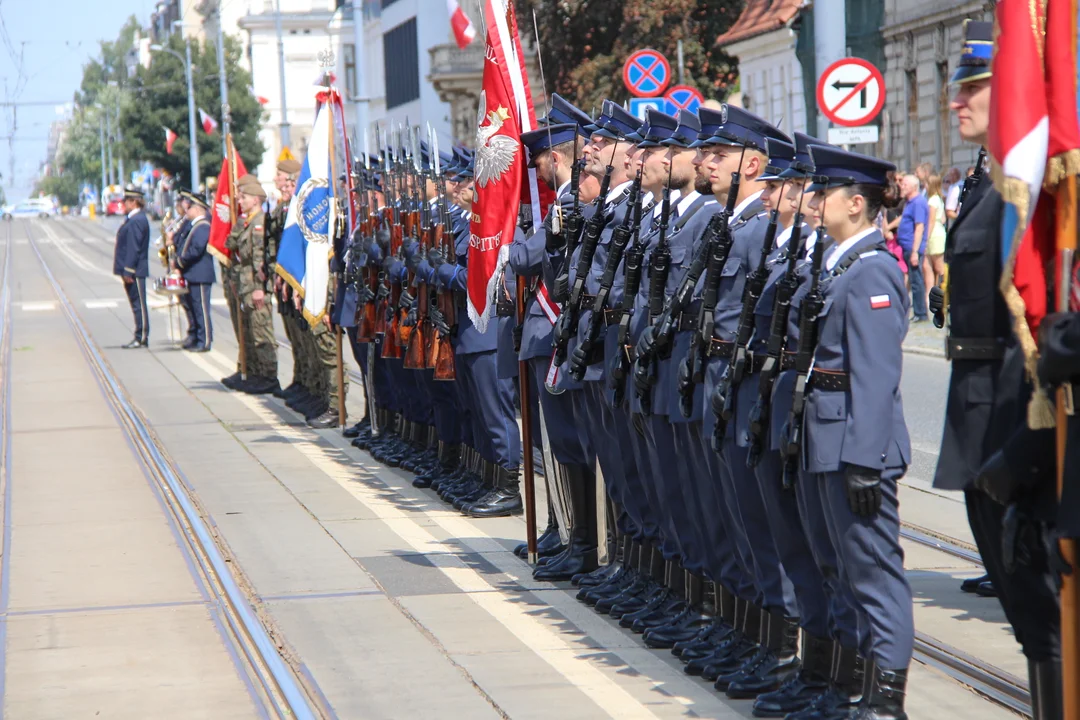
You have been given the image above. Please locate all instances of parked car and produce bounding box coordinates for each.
[2,198,58,220]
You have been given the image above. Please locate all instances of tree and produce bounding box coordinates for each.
[121,32,265,188]
[34,175,81,207]
[515,0,742,112]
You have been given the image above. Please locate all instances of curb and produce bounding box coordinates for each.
[903,344,946,359]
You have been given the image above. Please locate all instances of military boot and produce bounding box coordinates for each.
[465,466,523,518]
[751,632,833,717]
[533,464,597,580]
[853,666,908,720]
[1028,659,1063,720]
[725,610,802,699]
[701,602,762,682]
[515,498,562,558]
[786,645,868,720]
[221,371,243,390]
[624,564,691,632]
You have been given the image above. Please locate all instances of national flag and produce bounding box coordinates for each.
[869,294,891,310]
[207,145,247,265]
[447,0,477,49]
[249,85,270,105]
[164,127,177,155]
[198,108,219,134]
[275,89,351,326]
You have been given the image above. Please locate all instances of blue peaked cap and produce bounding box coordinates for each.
[542,93,593,137]
[690,107,728,148]
[952,20,993,85]
[628,109,678,147]
[709,105,774,152]
[807,145,896,192]
[661,110,702,148]
[759,138,796,181]
[594,103,643,140]
[521,123,578,167]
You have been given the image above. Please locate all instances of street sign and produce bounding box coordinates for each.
[816,58,885,128]
[663,84,705,115]
[827,125,880,145]
[623,49,671,98]
[278,147,296,162]
[629,98,665,121]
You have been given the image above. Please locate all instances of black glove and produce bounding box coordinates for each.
[427,248,445,271]
[1002,503,1036,574]
[635,325,657,362]
[569,345,589,379]
[929,285,945,328]
[1044,525,1074,592]
[546,227,567,253]
[512,322,523,352]
[844,464,883,517]
[973,449,1026,506]
[1037,312,1080,387]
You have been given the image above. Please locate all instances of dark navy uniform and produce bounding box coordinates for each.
[176,211,215,350]
[113,187,151,346]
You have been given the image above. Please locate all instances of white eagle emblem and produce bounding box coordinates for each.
[215,198,230,224]
[474,90,518,188]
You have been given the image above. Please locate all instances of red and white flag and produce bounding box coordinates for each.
[164,127,178,155]
[198,108,219,134]
[207,146,247,265]
[448,0,477,49]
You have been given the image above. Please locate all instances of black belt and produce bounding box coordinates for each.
[946,336,1006,361]
[707,339,734,359]
[677,312,699,332]
[581,293,597,307]
[495,297,515,317]
[782,351,797,371]
[604,308,621,326]
[808,371,851,392]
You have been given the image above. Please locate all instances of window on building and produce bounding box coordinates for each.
[383,18,419,109]
[381,0,401,8]
[936,60,950,168]
[906,68,918,168]
[344,44,357,99]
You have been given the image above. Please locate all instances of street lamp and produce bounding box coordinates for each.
[150,35,200,193]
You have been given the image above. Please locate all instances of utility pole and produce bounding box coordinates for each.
[351,0,368,137]
[99,116,107,210]
[116,97,125,185]
[105,106,116,186]
[215,3,231,158]
[813,0,845,139]
[184,34,201,192]
[275,0,290,149]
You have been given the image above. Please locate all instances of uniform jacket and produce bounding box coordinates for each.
[177,215,216,285]
[113,209,151,278]
[225,209,266,298]
[802,229,911,474]
[433,213,500,356]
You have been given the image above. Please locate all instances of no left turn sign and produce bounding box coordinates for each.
[816,58,885,128]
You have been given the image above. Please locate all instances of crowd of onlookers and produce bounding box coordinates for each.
[877,162,975,323]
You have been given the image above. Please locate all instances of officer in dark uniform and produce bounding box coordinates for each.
[930,20,1061,717]
[174,189,215,352]
[113,184,151,348]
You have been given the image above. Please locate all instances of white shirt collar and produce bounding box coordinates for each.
[825,226,877,271]
[650,189,680,219]
[127,208,140,219]
[556,179,571,199]
[607,179,632,204]
[731,189,764,220]
[676,191,700,216]
[774,224,794,250]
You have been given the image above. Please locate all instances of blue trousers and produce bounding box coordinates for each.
[818,468,913,670]
[187,283,213,348]
[458,351,520,471]
[529,356,592,467]
[124,277,149,341]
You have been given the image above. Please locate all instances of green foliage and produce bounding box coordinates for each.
[516,0,742,112]
[33,175,81,207]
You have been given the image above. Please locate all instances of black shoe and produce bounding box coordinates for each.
[608,579,662,619]
[975,580,997,597]
[181,337,198,350]
[194,344,212,353]
[684,630,745,676]
[704,638,758,683]
[221,372,243,390]
[621,587,680,629]
[960,573,989,593]
[595,575,652,614]
[752,633,833,717]
[304,401,331,422]
[674,619,733,660]
[122,338,148,349]
[853,666,908,719]
[342,421,366,439]
[465,488,522,518]
[643,607,712,649]
[307,409,340,429]
[515,524,565,559]
[241,376,281,395]
[572,561,620,588]
[532,539,598,581]
[579,566,635,605]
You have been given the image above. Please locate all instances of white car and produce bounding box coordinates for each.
[2,198,58,220]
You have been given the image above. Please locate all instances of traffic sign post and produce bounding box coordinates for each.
[623,49,671,98]
[816,57,885,128]
[662,84,705,116]
[629,98,665,121]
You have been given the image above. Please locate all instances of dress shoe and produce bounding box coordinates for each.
[609,579,663,619]
[193,344,212,353]
[752,633,833,717]
[465,488,522,518]
[960,573,989,593]
[307,409,340,429]
[643,607,712,649]
[573,561,620,588]
[342,420,368,439]
[532,539,597,581]
[975,580,997,597]
[221,372,243,390]
[181,336,197,350]
[122,337,148,349]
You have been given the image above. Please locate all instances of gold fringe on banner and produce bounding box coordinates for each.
[1045,149,1080,190]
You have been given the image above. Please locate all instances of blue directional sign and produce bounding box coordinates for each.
[623,49,671,99]
[628,98,665,121]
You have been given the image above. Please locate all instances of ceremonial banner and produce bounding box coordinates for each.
[207,143,247,265]
[275,90,351,326]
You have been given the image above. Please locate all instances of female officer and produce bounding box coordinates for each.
[798,145,913,720]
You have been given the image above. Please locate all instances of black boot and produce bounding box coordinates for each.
[415,442,460,489]
[465,467,523,518]
[712,604,767,689]
[573,532,624,586]
[626,565,693,632]
[725,610,802,699]
[516,499,559,557]
[854,665,908,719]
[787,646,867,720]
[221,371,243,390]
[1028,659,1062,720]
[752,633,833,717]
[675,583,736,659]
[532,464,598,580]
[959,573,989,593]
[580,542,639,605]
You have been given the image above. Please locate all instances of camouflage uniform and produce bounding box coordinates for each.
[225,208,278,380]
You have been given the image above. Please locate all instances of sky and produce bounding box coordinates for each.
[0,0,156,202]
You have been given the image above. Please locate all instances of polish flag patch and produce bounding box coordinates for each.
[870,294,891,309]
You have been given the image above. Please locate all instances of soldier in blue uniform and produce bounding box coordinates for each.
[795,145,912,720]
[174,189,215,352]
[164,194,197,348]
[113,184,152,348]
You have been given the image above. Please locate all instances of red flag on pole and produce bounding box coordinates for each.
[447,0,477,49]
[207,147,247,265]
[164,127,178,155]
[198,107,219,134]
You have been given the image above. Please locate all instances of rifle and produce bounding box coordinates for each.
[550,139,619,368]
[711,194,782,450]
[357,132,380,340]
[404,126,430,369]
[568,169,642,381]
[381,128,405,359]
[746,194,808,467]
[672,161,744,419]
[426,128,456,380]
[549,141,586,303]
[608,182,648,407]
[780,220,828,490]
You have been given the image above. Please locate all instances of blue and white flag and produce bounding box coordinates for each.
[276,100,335,326]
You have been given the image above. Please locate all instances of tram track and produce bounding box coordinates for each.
[23,220,329,720]
[54,216,1031,717]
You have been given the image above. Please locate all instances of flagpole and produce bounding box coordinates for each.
[326,93,347,428]
[227,133,247,380]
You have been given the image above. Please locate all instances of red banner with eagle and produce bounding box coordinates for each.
[207,140,247,266]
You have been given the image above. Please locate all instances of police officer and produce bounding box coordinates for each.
[113,184,151,348]
[165,193,197,348]
[223,175,280,394]
[929,20,1061,717]
[174,189,215,352]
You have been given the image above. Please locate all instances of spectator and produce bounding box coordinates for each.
[943,167,962,222]
[926,173,947,291]
[916,162,934,196]
[898,173,930,321]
